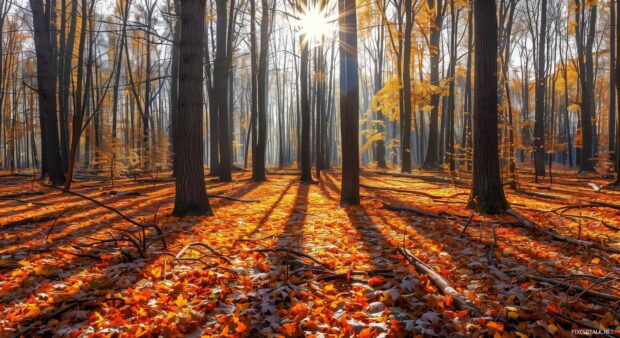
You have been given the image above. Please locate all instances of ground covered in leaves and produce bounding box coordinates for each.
[1,169,619,337]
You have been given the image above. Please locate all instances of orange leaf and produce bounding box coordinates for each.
[359,327,375,338]
[368,276,385,287]
[444,294,454,307]
[236,321,248,333]
[547,303,558,314]
[486,321,504,333]
[175,294,187,308]
[291,303,309,317]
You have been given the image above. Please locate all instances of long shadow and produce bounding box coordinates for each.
[275,183,309,252]
[241,182,295,240]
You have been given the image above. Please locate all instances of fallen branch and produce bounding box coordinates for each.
[365,170,469,187]
[360,183,468,200]
[398,248,482,317]
[555,313,617,338]
[525,274,620,302]
[207,194,259,203]
[512,189,567,200]
[176,242,231,264]
[252,248,332,270]
[505,210,620,254]
[0,191,45,199]
[42,183,167,250]
[487,226,511,281]
[1,215,57,229]
[382,204,443,218]
[561,213,620,231]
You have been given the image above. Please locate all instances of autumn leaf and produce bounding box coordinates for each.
[175,294,187,308]
[291,303,310,317]
[359,327,375,338]
[486,321,504,333]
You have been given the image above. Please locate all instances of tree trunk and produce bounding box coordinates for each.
[401,0,413,173]
[300,0,312,182]
[215,0,232,181]
[173,0,212,216]
[467,0,508,214]
[338,0,360,205]
[534,0,547,179]
[253,0,270,182]
[29,0,65,185]
[422,0,444,170]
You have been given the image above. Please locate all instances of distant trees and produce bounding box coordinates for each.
[339,0,360,205]
[467,0,508,214]
[172,0,212,216]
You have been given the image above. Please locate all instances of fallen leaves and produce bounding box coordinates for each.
[0,171,619,336]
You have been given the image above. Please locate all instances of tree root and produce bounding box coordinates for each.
[398,247,483,317]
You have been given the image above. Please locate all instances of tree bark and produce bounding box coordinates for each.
[338,0,360,205]
[173,0,212,216]
[467,0,509,214]
[29,0,65,185]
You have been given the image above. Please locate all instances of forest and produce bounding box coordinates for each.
[0,0,620,335]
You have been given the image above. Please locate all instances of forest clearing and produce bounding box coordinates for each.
[1,0,620,334]
[1,169,620,336]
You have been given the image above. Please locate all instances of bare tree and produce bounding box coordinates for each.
[173,0,212,216]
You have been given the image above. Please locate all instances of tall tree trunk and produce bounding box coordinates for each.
[300,0,312,182]
[401,0,413,173]
[338,0,360,205]
[610,0,616,163]
[422,0,444,170]
[215,0,232,181]
[534,0,547,179]
[29,0,65,185]
[575,0,597,172]
[253,0,270,181]
[173,0,212,216]
[467,0,508,214]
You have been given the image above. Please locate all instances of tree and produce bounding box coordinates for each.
[610,0,616,164]
[574,0,597,172]
[252,0,271,182]
[615,0,620,186]
[172,0,212,216]
[467,0,509,214]
[401,0,413,173]
[29,0,65,185]
[215,0,232,182]
[338,0,360,205]
[299,0,312,182]
[422,0,446,170]
[534,0,547,179]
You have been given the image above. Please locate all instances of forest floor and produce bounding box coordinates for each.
[0,168,619,337]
